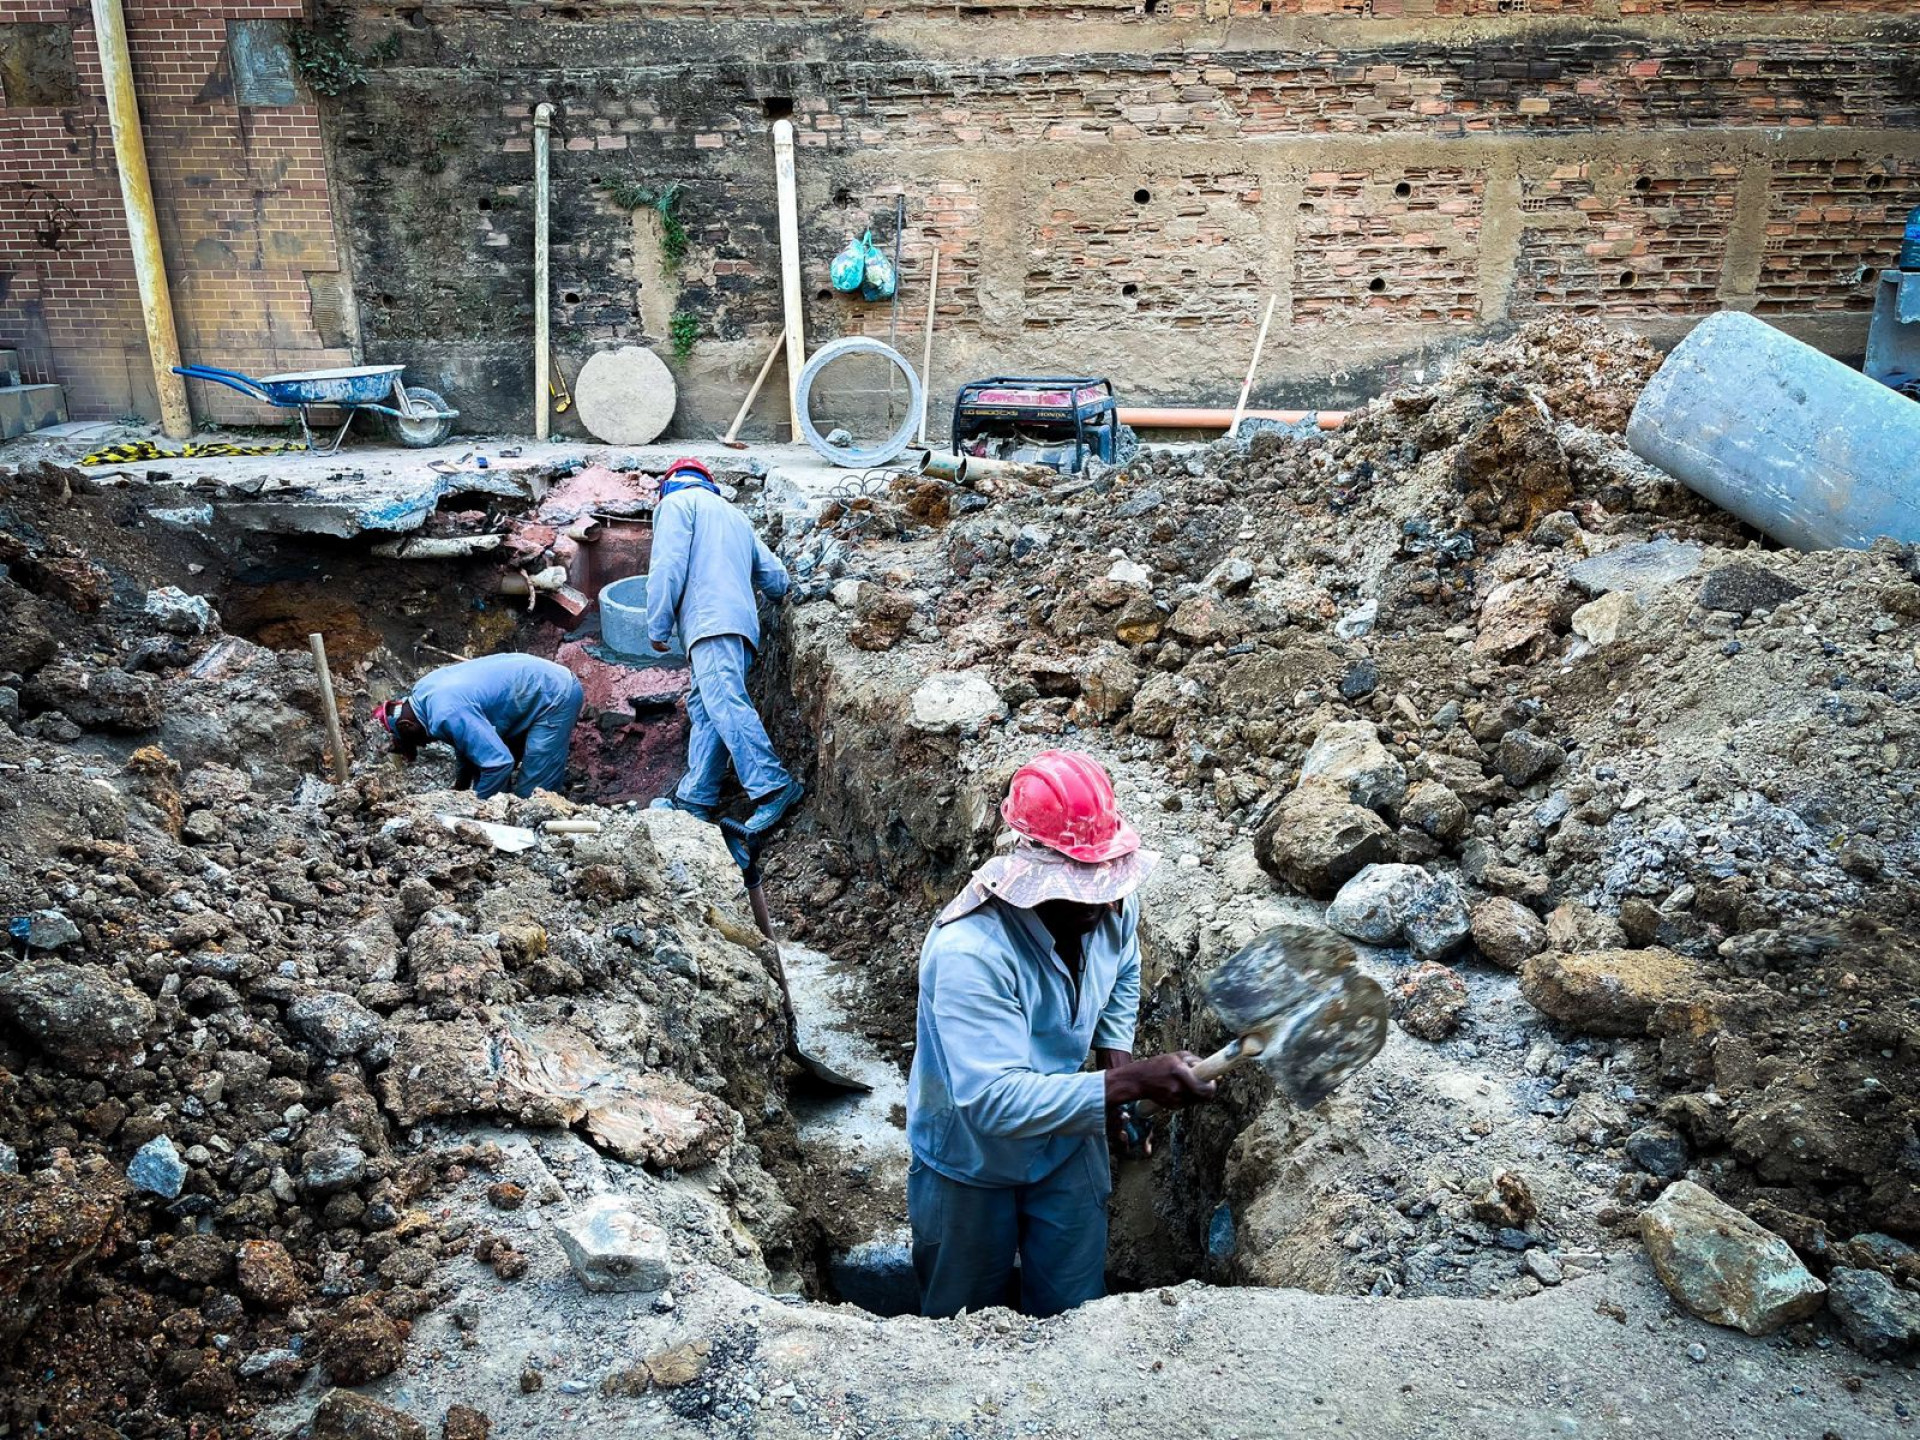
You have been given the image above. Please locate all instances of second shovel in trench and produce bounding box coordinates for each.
[718,817,872,1095]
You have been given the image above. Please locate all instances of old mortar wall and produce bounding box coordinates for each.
[0,0,353,423]
[324,2,1920,437]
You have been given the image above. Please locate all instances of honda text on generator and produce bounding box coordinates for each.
[950,376,1137,475]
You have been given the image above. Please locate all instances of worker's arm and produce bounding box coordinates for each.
[752,535,790,601]
[934,944,1108,1141]
[1091,899,1141,1053]
[438,706,516,798]
[646,497,693,647]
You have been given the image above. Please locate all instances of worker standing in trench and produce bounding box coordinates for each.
[644,457,806,835]
[375,653,584,797]
[907,750,1217,1318]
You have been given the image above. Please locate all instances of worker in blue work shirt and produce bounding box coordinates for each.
[375,653,584,799]
[645,457,805,836]
[907,750,1217,1319]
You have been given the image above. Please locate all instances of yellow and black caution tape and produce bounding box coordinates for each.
[80,439,309,466]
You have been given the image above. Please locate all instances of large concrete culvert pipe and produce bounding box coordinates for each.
[1626,310,1920,552]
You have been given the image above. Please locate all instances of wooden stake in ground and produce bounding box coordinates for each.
[917,246,941,447]
[308,632,351,783]
[1228,294,1278,440]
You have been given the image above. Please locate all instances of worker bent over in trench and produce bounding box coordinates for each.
[645,458,805,836]
[376,653,584,798]
[907,750,1216,1318]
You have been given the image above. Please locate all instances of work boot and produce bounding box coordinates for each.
[744,778,805,837]
[649,793,715,823]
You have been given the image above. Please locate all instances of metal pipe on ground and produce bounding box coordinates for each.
[1626,311,1920,551]
[1119,407,1349,431]
[91,0,190,439]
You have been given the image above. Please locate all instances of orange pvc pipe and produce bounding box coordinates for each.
[1118,407,1349,430]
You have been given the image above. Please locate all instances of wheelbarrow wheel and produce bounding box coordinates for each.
[390,386,454,448]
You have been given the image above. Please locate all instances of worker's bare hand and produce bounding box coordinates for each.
[1104,1051,1215,1110]
[651,640,670,653]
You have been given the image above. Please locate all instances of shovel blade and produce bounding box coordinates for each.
[1205,924,1388,1109]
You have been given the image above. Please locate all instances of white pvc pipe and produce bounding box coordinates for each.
[772,120,806,439]
[534,103,554,442]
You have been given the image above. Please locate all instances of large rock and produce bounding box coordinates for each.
[308,1390,427,1440]
[1128,672,1188,738]
[1075,648,1141,724]
[127,1135,186,1199]
[144,586,217,635]
[1390,962,1469,1041]
[1567,538,1703,597]
[581,1075,730,1171]
[1697,562,1806,615]
[0,960,155,1074]
[316,1295,408,1385]
[237,1238,305,1309]
[555,1195,671,1293]
[20,661,163,731]
[0,1159,125,1348]
[1493,730,1565,787]
[908,672,1004,736]
[1571,591,1640,646]
[1825,1267,1920,1359]
[1474,579,1577,663]
[1469,897,1547,970]
[1399,780,1467,842]
[1640,1181,1826,1336]
[1299,720,1407,815]
[1324,863,1469,960]
[289,991,385,1059]
[1520,948,1698,1036]
[1255,788,1393,898]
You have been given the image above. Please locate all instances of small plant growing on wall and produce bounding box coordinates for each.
[600,179,689,266]
[669,311,698,360]
[289,14,398,96]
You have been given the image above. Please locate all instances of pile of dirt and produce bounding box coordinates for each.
[765,318,1918,1290]
[0,464,818,1436]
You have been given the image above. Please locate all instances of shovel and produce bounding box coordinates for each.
[718,819,872,1094]
[1140,923,1387,1115]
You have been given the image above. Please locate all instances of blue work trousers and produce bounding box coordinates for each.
[676,634,791,807]
[908,1135,1111,1318]
[452,681,583,799]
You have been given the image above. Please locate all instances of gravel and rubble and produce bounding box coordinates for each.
[762,319,1918,1338]
[1,320,1916,1436]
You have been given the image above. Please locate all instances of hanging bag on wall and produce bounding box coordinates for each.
[831,231,876,293]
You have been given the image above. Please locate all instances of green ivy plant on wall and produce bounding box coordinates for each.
[600,179,689,266]
[289,14,399,96]
[669,310,698,359]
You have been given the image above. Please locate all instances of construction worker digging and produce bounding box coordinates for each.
[906,750,1218,1318]
[375,653,584,799]
[645,458,805,835]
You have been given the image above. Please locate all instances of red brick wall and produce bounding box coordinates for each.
[0,0,351,425]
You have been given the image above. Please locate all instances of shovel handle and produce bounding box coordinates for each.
[1132,1035,1260,1119]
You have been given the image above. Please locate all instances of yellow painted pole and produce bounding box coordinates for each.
[90,0,190,438]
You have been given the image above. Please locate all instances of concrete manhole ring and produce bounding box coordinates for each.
[795,336,924,468]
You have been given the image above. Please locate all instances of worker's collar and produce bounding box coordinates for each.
[660,476,719,497]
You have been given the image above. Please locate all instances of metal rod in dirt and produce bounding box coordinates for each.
[308,633,351,783]
[1229,295,1278,440]
[917,246,940,446]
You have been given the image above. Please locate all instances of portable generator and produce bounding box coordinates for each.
[949,375,1134,474]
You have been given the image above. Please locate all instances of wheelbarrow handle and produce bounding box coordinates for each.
[172,365,274,404]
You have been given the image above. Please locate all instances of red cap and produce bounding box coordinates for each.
[373,699,400,733]
[1000,750,1140,864]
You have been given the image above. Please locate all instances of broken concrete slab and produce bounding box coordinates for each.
[1567,539,1705,598]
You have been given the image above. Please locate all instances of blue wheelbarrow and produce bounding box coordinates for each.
[171,363,457,455]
